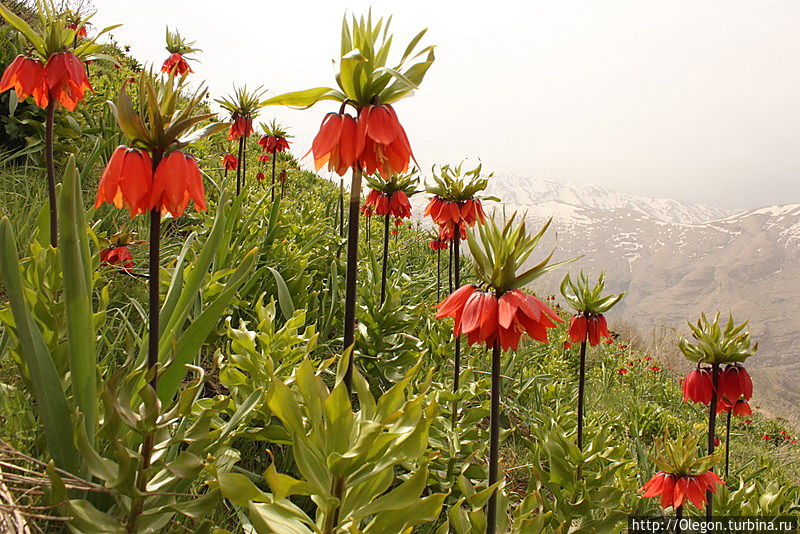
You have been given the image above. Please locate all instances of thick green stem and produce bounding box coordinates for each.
[45,101,57,248]
[380,214,390,303]
[486,338,502,534]
[322,475,346,534]
[342,167,363,392]
[706,363,720,520]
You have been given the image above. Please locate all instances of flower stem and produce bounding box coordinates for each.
[453,223,461,392]
[436,248,441,302]
[725,408,732,478]
[380,214,390,303]
[236,138,244,195]
[271,154,276,202]
[448,242,453,293]
[486,337,502,534]
[128,151,163,532]
[339,178,344,237]
[44,101,57,248]
[675,505,683,534]
[706,362,720,519]
[577,337,587,451]
[342,166,363,393]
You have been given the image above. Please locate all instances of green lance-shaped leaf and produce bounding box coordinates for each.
[268,267,296,321]
[0,218,79,474]
[158,247,258,403]
[58,155,97,443]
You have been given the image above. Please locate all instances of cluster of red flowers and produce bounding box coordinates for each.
[363,189,412,219]
[67,23,88,39]
[228,116,254,140]
[436,285,562,351]
[641,471,723,509]
[717,398,752,416]
[311,104,414,177]
[222,153,239,171]
[258,135,290,154]
[429,237,449,251]
[256,172,265,181]
[95,147,206,217]
[567,313,611,346]
[99,245,134,270]
[424,196,486,241]
[161,53,192,75]
[258,154,271,163]
[682,364,753,406]
[0,52,92,110]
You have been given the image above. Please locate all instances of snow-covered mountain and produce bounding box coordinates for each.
[474,175,799,420]
[488,174,732,224]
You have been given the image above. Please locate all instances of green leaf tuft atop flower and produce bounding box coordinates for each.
[109,69,224,152]
[468,213,578,294]
[426,161,495,203]
[649,433,718,476]
[678,313,757,365]
[261,10,435,109]
[165,26,201,56]
[0,0,120,62]
[560,271,624,314]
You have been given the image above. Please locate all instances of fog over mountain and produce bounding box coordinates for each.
[481,174,800,420]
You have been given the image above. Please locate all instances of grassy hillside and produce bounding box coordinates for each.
[0,2,797,532]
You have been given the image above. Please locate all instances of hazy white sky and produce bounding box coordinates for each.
[91,0,800,210]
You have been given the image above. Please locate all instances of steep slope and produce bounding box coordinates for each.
[483,175,799,420]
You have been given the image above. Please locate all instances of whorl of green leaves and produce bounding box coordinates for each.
[216,84,267,119]
[260,118,292,138]
[261,10,435,108]
[165,26,200,55]
[560,271,624,314]
[678,312,758,365]
[0,0,120,62]
[650,433,718,476]
[110,69,225,152]
[468,213,577,293]
[364,168,419,196]
[426,161,496,202]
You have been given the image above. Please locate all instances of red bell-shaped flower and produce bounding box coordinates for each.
[256,171,265,181]
[311,112,363,176]
[149,151,206,217]
[228,116,254,140]
[0,55,49,108]
[718,364,753,401]
[641,471,723,510]
[357,104,415,177]
[222,153,239,170]
[436,285,562,351]
[682,367,715,405]
[45,51,93,111]
[94,146,154,217]
[258,135,290,154]
[162,52,192,75]
[100,245,134,270]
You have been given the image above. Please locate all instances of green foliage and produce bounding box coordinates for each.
[560,271,624,314]
[468,214,577,292]
[678,313,758,365]
[211,357,446,533]
[262,11,435,108]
